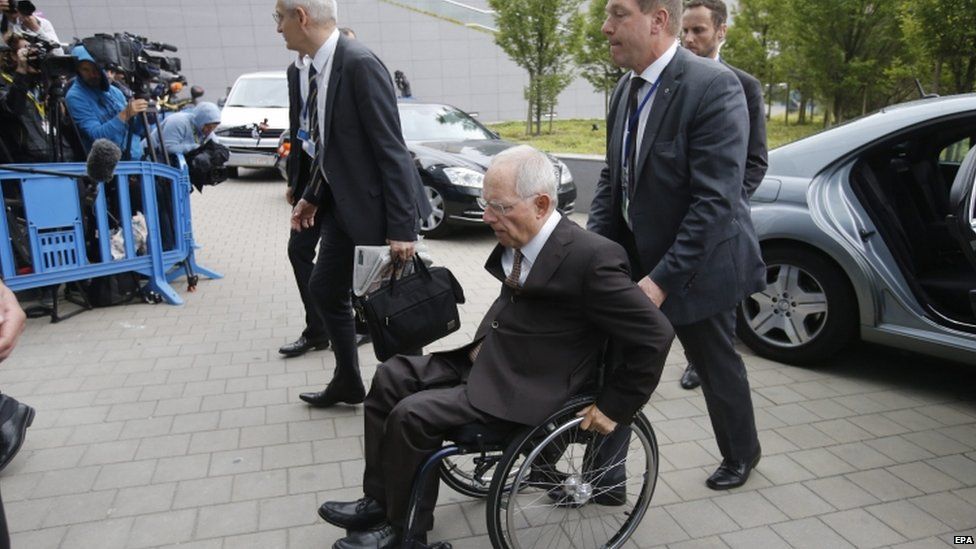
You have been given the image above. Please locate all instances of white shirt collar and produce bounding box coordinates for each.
[633,39,679,85]
[311,28,340,74]
[503,211,561,285]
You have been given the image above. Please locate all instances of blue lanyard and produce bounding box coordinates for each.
[624,78,661,164]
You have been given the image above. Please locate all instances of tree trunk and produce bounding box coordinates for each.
[766,82,774,120]
[798,95,808,125]
[784,82,791,126]
[534,76,543,136]
[525,93,532,136]
[933,58,942,95]
[862,86,868,116]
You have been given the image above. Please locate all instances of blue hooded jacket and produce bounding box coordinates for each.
[66,45,145,159]
[150,102,222,155]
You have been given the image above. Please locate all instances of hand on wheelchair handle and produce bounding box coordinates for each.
[577,404,617,435]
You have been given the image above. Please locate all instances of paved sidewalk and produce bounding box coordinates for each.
[2,174,975,548]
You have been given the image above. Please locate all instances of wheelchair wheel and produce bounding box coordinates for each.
[440,452,502,498]
[486,398,658,549]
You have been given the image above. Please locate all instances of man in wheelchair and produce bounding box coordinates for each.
[320,145,675,549]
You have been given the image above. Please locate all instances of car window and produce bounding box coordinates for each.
[398,105,495,141]
[226,77,288,108]
[941,137,973,163]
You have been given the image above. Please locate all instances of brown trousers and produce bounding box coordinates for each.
[362,353,494,532]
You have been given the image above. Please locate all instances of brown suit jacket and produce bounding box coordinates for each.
[457,216,674,426]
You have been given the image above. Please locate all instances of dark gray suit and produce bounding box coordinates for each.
[362,217,674,532]
[301,35,430,391]
[589,47,765,464]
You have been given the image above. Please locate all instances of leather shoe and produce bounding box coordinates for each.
[706,450,761,490]
[279,336,329,358]
[0,395,35,472]
[355,333,371,347]
[333,522,398,549]
[300,382,366,408]
[680,362,701,390]
[319,496,386,530]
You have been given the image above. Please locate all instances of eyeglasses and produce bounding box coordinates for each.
[272,10,286,24]
[477,194,540,215]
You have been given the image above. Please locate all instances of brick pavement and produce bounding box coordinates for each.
[1,173,975,548]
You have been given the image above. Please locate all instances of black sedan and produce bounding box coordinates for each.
[275,102,577,238]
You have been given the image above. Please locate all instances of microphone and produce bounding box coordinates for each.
[86,139,123,182]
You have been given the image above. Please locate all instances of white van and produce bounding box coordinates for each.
[214,71,288,176]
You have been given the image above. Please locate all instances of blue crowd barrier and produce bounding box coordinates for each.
[0,157,221,306]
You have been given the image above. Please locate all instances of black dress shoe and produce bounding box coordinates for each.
[0,395,35,472]
[300,382,367,408]
[680,362,701,390]
[318,496,386,530]
[706,450,761,490]
[333,522,398,549]
[279,336,329,358]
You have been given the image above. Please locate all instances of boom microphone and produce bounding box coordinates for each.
[86,139,123,182]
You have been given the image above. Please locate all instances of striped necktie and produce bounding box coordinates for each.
[505,250,524,289]
[306,64,325,187]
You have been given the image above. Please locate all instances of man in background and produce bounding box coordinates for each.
[677,0,768,390]
[277,0,429,404]
[279,23,366,358]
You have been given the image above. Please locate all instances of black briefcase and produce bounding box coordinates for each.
[353,256,465,361]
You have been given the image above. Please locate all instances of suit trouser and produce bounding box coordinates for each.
[674,308,760,462]
[307,204,362,388]
[362,354,493,532]
[287,208,329,343]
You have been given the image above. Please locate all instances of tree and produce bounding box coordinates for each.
[900,0,976,95]
[786,0,904,124]
[569,0,624,117]
[722,0,789,120]
[489,0,582,135]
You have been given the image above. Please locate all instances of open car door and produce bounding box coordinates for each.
[947,144,976,315]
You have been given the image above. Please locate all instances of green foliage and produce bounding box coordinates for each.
[569,0,625,116]
[901,0,976,94]
[489,0,583,135]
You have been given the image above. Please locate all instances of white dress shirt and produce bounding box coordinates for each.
[501,211,561,286]
[293,28,340,158]
[624,39,679,166]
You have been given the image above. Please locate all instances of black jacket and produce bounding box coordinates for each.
[0,71,82,163]
[300,35,430,244]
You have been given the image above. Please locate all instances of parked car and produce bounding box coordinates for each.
[214,71,288,177]
[275,102,577,237]
[739,94,976,365]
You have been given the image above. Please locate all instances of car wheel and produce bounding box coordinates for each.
[420,185,452,238]
[737,246,857,365]
[225,167,239,179]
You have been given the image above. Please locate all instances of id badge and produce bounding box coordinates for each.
[297,129,309,142]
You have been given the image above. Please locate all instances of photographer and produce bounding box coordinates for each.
[0,1,61,54]
[0,33,81,163]
[150,101,221,155]
[65,44,148,160]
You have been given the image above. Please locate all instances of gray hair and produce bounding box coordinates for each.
[281,0,338,24]
[492,145,558,208]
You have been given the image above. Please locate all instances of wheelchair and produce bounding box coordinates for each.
[401,393,660,549]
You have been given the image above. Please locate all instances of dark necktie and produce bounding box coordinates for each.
[625,77,643,198]
[306,64,326,190]
[505,250,524,289]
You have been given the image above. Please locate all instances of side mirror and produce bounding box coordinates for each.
[218,98,226,108]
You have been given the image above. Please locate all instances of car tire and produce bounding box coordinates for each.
[736,246,857,365]
[225,167,239,179]
[419,185,452,238]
